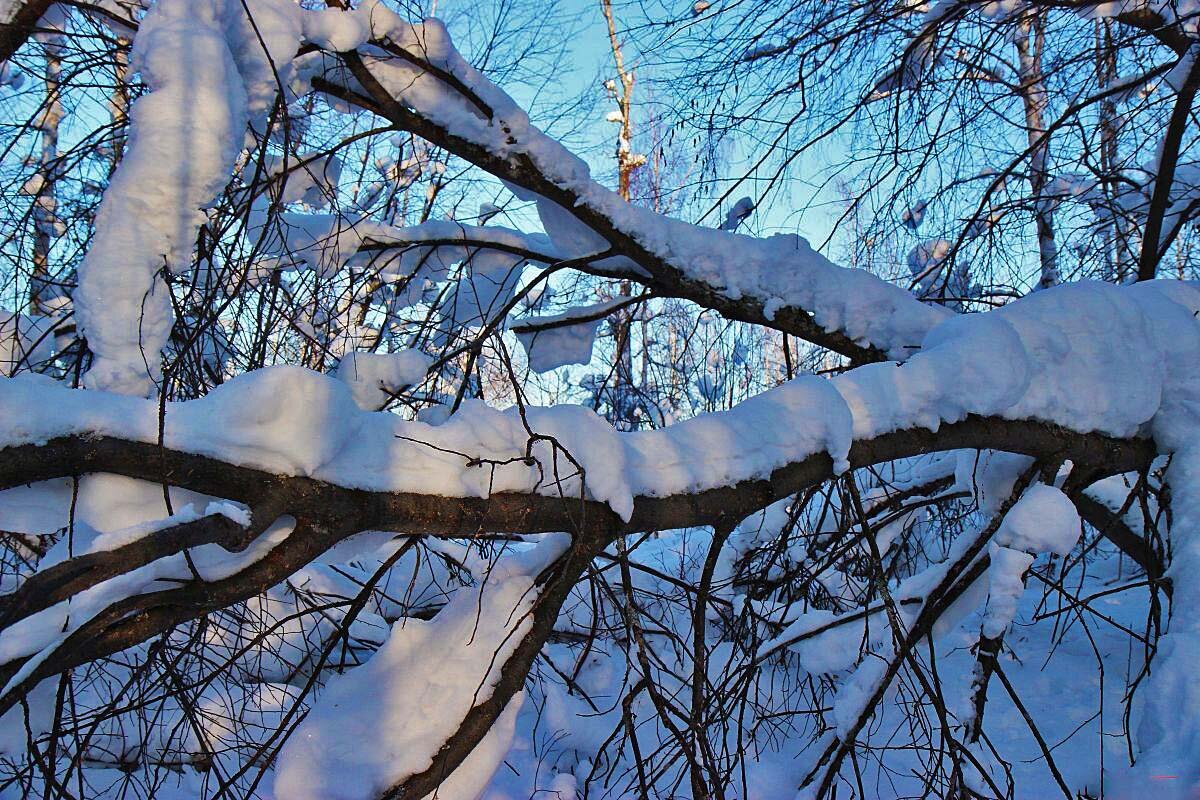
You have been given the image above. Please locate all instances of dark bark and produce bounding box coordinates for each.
[0,0,53,66]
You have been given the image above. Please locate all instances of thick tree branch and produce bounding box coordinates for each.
[0,416,1155,718]
[0,0,54,65]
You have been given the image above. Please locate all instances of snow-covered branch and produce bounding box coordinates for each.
[302,11,946,362]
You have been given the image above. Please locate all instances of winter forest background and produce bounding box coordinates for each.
[0,0,1197,798]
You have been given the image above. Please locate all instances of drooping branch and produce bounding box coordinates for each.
[1075,491,1170,595]
[380,534,602,799]
[314,50,933,363]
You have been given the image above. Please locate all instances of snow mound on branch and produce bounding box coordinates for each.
[836,280,1189,440]
[300,4,371,52]
[273,535,569,800]
[995,483,1080,556]
[174,366,365,475]
[306,4,946,358]
[979,483,1081,639]
[515,315,603,372]
[981,545,1034,638]
[4,281,1200,525]
[628,375,854,493]
[558,206,949,360]
[337,350,430,410]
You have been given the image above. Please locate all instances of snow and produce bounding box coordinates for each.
[301,5,371,53]
[336,349,430,410]
[719,196,755,231]
[9,4,1200,798]
[0,0,31,28]
[0,366,850,525]
[981,545,1033,637]
[832,656,889,736]
[994,483,1080,556]
[74,0,303,397]
[512,300,623,373]
[836,280,1196,441]
[87,500,250,553]
[1125,448,1200,798]
[760,609,871,675]
[555,212,946,359]
[444,249,526,327]
[4,281,1200,534]
[248,210,372,277]
[273,534,569,800]
[0,513,294,675]
[261,153,342,209]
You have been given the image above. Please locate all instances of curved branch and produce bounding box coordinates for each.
[1075,492,1171,595]
[0,416,1154,542]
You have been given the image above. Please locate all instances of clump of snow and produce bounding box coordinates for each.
[907,238,953,294]
[300,4,370,52]
[994,483,1080,556]
[837,281,1189,441]
[75,0,303,397]
[444,249,526,327]
[337,349,430,410]
[954,450,1034,517]
[176,366,366,475]
[833,656,889,736]
[512,300,623,373]
[719,196,755,231]
[221,0,303,121]
[247,211,375,277]
[761,609,870,675]
[981,545,1034,638]
[260,153,342,209]
[626,375,854,500]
